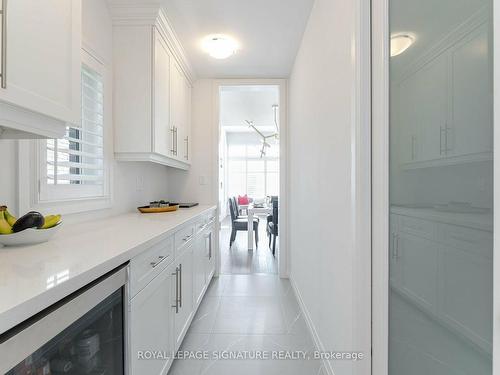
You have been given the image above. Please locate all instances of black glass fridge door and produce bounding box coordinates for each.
[6,289,124,375]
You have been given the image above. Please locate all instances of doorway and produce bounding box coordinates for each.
[214,81,287,276]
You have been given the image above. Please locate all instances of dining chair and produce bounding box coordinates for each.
[228,198,259,248]
[267,199,278,256]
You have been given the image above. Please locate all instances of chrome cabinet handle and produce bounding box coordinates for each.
[179,263,182,308]
[184,136,189,160]
[208,233,212,260]
[439,127,446,155]
[150,255,167,268]
[445,126,452,152]
[182,234,192,242]
[170,127,175,154]
[171,266,179,313]
[391,233,397,259]
[174,127,178,155]
[0,0,7,89]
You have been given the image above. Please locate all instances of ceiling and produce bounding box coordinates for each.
[390,0,488,78]
[161,0,315,78]
[220,85,280,133]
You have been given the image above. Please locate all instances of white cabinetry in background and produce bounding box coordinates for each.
[390,208,493,354]
[395,19,491,169]
[111,7,192,170]
[0,0,81,139]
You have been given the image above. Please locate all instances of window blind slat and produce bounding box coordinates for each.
[45,64,105,188]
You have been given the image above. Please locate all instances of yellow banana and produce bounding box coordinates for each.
[3,208,17,227]
[0,210,13,235]
[42,214,62,229]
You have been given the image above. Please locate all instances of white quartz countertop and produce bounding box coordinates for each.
[391,205,493,232]
[0,205,216,335]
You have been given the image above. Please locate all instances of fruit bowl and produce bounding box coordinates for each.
[0,223,62,247]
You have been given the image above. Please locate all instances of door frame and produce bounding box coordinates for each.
[371,0,500,373]
[211,78,289,278]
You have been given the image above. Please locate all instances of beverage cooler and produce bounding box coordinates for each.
[0,266,128,375]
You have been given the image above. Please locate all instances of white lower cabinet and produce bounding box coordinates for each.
[390,210,493,353]
[172,246,194,351]
[130,261,175,375]
[128,209,216,374]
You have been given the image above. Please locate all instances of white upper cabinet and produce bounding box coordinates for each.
[111,5,193,170]
[449,24,492,158]
[0,0,81,139]
[395,18,492,169]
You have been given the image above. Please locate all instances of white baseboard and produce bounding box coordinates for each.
[289,276,335,375]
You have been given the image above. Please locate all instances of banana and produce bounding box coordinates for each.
[3,208,17,227]
[0,210,13,235]
[42,214,62,229]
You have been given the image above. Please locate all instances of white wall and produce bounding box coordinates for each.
[0,0,173,223]
[288,0,368,374]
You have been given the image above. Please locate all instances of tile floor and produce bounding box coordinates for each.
[168,274,325,375]
[219,216,278,274]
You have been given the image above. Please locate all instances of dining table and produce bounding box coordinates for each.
[247,203,273,250]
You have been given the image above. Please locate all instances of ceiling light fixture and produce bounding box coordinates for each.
[390,34,415,57]
[202,34,239,59]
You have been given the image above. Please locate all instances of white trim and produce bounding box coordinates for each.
[494,0,500,372]
[211,79,289,278]
[106,2,195,83]
[18,49,113,216]
[371,0,390,374]
[114,152,190,170]
[289,277,334,375]
[352,0,372,373]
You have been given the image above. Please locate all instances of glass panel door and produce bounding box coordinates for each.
[5,289,124,375]
[389,0,493,374]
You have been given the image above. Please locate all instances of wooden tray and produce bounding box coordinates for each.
[138,204,179,213]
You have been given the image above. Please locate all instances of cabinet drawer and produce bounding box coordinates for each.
[175,224,195,251]
[399,216,435,239]
[438,224,492,259]
[130,236,174,296]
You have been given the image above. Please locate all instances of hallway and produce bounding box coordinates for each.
[168,274,324,375]
[219,215,278,274]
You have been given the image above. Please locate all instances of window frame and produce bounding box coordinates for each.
[18,49,113,215]
[226,155,280,198]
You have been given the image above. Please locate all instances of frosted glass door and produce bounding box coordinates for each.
[389,0,493,374]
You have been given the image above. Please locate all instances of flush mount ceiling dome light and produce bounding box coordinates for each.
[390,34,415,57]
[202,34,239,59]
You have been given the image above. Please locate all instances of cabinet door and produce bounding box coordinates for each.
[449,24,492,157]
[130,263,175,375]
[413,55,448,162]
[173,247,194,351]
[169,58,183,158]
[395,78,419,165]
[0,0,80,124]
[397,232,438,313]
[180,77,192,162]
[153,30,171,157]
[193,234,206,307]
[438,243,493,350]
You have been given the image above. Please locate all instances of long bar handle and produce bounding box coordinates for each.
[185,136,189,160]
[170,127,175,155]
[179,263,182,308]
[0,0,7,89]
[171,267,179,313]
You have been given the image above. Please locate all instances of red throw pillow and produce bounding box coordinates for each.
[238,195,249,205]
